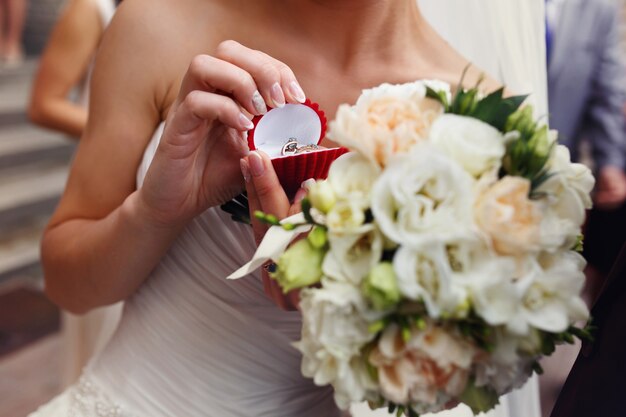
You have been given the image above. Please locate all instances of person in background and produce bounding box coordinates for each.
[28,0,119,138]
[0,0,27,66]
[28,0,122,387]
[546,0,626,300]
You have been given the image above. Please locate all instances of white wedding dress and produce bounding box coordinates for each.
[30,124,342,417]
[29,1,548,416]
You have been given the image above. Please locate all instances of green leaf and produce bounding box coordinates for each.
[459,381,500,414]
[407,408,421,417]
[425,86,449,109]
[471,89,528,131]
[572,234,584,253]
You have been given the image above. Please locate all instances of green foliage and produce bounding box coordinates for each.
[459,380,500,414]
[538,320,595,359]
[426,68,527,131]
[500,105,557,194]
[572,234,585,253]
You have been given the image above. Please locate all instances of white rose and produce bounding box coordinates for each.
[393,244,468,318]
[323,225,384,285]
[329,81,444,167]
[296,281,378,408]
[537,145,595,250]
[371,145,476,248]
[298,280,374,356]
[430,114,506,177]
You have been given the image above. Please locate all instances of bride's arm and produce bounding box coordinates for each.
[41,2,179,313]
[42,1,307,314]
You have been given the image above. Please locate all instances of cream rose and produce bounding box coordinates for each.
[430,114,506,177]
[329,81,444,167]
[369,323,475,409]
[474,176,542,256]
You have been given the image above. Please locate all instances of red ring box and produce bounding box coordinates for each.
[248,99,348,198]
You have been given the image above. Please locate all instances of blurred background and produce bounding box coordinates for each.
[1,1,625,416]
[0,0,73,415]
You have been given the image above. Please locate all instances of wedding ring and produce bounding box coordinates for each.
[294,144,320,154]
[280,137,320,156]
[281,138,299,156]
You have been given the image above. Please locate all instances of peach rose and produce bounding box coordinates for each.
[329,82,444,167]
[369,324,475,408]
[475,176,542,257]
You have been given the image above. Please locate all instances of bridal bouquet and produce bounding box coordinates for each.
[229,79,594,416]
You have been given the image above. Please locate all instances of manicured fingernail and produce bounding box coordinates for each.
[301,178,316,191]
[271,82,285,108]
[248,151,265,177]
[251,90,267,115]
[289,81,306,103]
[239,113,254,130]
[240,158,251,183]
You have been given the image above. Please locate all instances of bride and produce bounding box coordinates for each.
[31,0,545,416]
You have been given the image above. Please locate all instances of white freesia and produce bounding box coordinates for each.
[371,145,476,248]
[326,200,367,232]
[322,225,384,285]
[538,145,595,250]
[308,180,336,214]
[329,81,444,167]
[430,114,506,177]
[393,244,467,318]
[326,152,380,207]
[508,251,589,335]
[455,251,520,328]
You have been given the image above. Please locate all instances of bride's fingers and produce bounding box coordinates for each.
[246,151,290,220]
[242,159,268,246]
[215,40,306,107]
[167,90,254,141]
[177,54,266,117]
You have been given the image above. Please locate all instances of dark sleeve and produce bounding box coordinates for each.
[582,0,626,170]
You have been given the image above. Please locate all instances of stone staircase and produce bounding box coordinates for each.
[0,60,75,288]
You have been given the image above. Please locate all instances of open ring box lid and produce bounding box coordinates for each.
[247,99,348,198]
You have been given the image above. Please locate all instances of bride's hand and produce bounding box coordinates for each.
[242,150,304,311]
[139,40,306,228]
